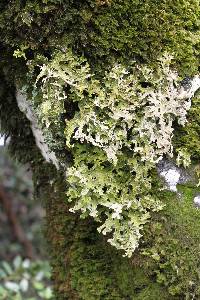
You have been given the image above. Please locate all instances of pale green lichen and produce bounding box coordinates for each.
[29,50,200,257]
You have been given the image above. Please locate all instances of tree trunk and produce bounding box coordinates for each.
[0,66,171,300]
[1,1,200,298]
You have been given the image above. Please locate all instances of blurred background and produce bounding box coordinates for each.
[0,137,53,300]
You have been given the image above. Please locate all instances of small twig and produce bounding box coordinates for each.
[0,184,34,259]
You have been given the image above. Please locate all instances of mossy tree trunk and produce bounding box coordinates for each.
[1,1,200,299]
[0,41,172,300]
[0,51,198,300]
[0,76,197,299]
[38,164,170,300]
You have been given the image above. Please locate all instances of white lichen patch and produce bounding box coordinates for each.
[194,195,200,208]
[157,159,192,192]
[16,90,59,169]
[179,75,200,100]
[160,168,180,192]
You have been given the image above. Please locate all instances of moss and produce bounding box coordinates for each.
[1,0,200,74]
[112,254,171,300]
[140,185,200,298]
[173,94,200,161]
[42,173,77,299]
[69,220,123,300]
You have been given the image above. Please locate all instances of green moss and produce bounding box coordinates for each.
[173,94,200,161]
[140,185,200,298]
[69,220,124,300]
[1,0,200,74]
[7,148,200,300]
[112,254,171,300]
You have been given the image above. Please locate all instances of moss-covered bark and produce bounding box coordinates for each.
[38,165,172,300]
[1,1,200,299]
[37,163,200,299]
[0,70,174,299]
[1,70,200,299]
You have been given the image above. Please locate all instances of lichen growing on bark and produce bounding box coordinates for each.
[27,50,200,257]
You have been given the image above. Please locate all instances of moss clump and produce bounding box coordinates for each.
[42,163,198,300]
[1,0,200,74]
[111,254,171,300]
[140,185,200,298]
[173,94,200,161]
[69,220,124,300]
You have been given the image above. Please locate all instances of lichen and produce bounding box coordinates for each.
[31,49,200,257]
